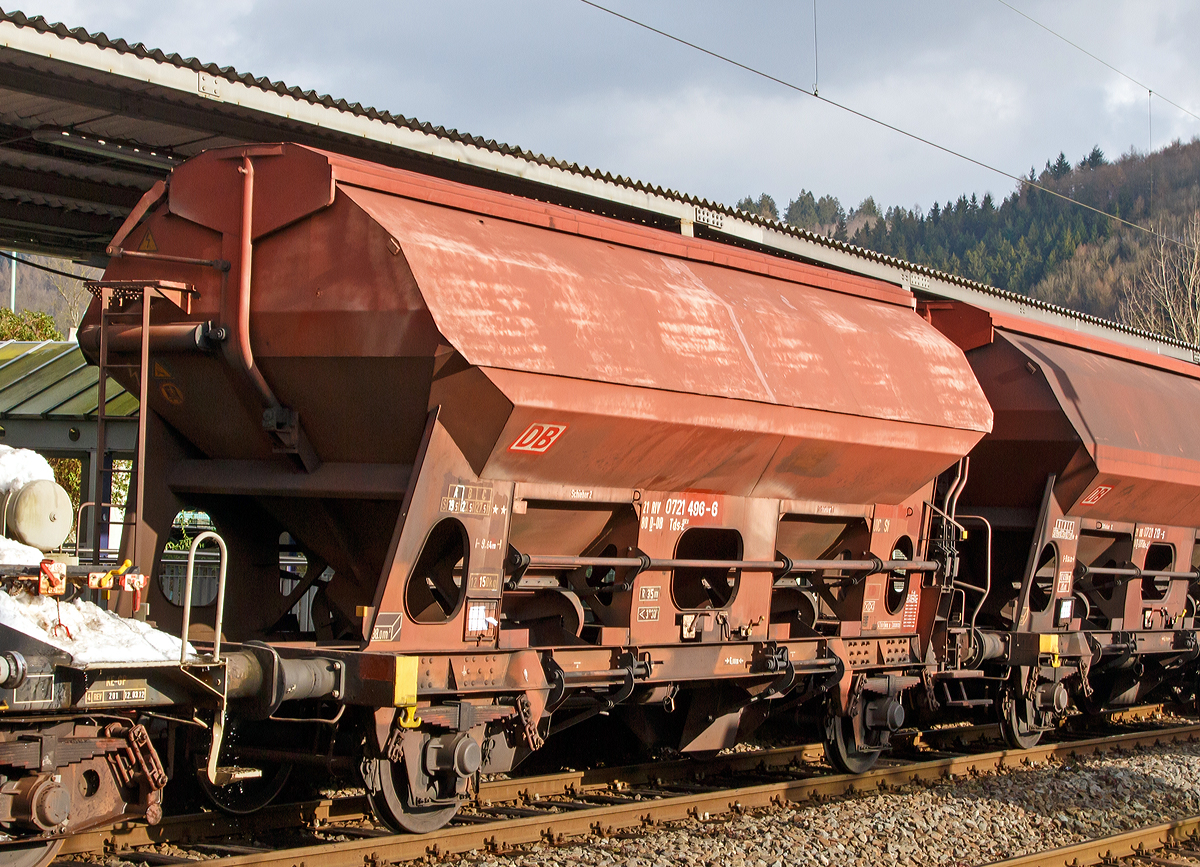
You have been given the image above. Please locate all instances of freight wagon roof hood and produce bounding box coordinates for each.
[159,142,991,433]
[304,150,991,435]
[925,299,1200,525]
[1007,331,1200,521]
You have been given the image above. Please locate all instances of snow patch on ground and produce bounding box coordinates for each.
[0,589,195,664]
[0,536,47,566]
[0,447,193,666]
[0,446,54,496]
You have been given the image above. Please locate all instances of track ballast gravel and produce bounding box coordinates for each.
[440,741,1200,867]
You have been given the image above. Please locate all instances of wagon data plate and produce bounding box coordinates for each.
[83,678,149,706]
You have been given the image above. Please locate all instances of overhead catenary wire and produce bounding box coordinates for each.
[575,0,1195,252]
[997,0,1200,127]
[0,251,91,281]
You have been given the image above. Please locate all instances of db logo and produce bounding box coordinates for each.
[1081,485,1113,506]
[509,422,567,454]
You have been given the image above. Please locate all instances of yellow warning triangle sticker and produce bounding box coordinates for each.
[138,229,158,253]
[153,362,171,379]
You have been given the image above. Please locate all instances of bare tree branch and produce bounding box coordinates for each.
[1118,211,1200,345]
[32,257,94,332]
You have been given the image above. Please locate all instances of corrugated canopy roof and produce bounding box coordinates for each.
[0,340,136,418]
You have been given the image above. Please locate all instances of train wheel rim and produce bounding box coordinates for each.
[0,838,64,867]
[822,713,879,775]
[362,756,458,834]
[998,690,1042,750]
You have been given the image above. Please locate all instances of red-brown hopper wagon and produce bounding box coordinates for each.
[70,143,991,828]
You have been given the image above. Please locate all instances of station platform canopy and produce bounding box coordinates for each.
[0,7,701,261]
[0,339,136,453]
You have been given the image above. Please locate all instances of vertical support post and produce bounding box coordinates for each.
[79,450,94,557]
[92,287,109,566]
[8,251,15,313]
[99,453,112,557]
[133,289,151,564]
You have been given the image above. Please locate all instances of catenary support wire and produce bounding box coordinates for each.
[997,0,1200,126]
[812,0,818,96]
[576,0,1197,253]
[0,251,90,282]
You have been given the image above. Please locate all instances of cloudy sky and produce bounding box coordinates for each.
[14,1,1200,215]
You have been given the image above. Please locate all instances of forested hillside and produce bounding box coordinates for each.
[739,138,1200,338]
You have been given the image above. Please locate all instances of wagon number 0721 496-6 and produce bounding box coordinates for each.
[664,498,718,518]
[642,496,720,533]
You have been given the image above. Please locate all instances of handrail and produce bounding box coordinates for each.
[181,530,228,664]
[509,552,937,575]
[73,500,140,560]
[945,456,969,520]
[1076,564,1199,580]
[956,514,993,634]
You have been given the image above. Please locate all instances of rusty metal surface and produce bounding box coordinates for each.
[100,143,991,441]
[1004,330,1200,523]
[342,182,986,426]
[88,142,992,502]
[927,302,1200,525]
[73,143,994,633]
[476,367,984,500]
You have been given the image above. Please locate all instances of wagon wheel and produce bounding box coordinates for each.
[0,838,63,867]
[361,755,458,834]
[196,758,292,815]
[822,711,879,775]
[997,687,1041,749]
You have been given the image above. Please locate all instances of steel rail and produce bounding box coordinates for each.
[51,725,985,856]
[60,741,831,856]
[56,718,1034,856]
[55,705,1178,856]
[60,742,834,856]
[58,794,370,856]
[70,722,1200,867]
[979,814,1200,866]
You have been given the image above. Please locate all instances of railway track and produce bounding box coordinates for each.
[54,709,1198,867]
[983,815,1200,866]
